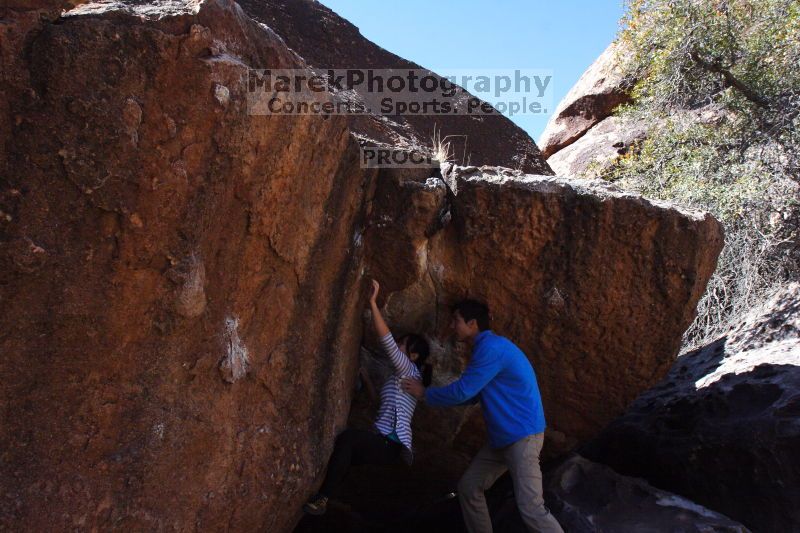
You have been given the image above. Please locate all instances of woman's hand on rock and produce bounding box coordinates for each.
[370,279,380,304]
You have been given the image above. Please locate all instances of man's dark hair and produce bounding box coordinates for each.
[453,299,491,331]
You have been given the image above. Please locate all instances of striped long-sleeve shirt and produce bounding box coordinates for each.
[373,332,422,464]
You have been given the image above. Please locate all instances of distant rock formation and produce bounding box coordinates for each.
[546,114,646,177]
[539,40,735,180]
[583,283,800,531]
[538,41,633,162]
[537,40,653,179]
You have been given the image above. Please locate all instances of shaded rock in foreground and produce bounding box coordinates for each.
[300,452,751,533]
[583,283,800,532]
[544,455,749,533]
[490,454,749,533]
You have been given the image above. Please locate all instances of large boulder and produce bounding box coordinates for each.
[583,283,800,531]
[538,41,633,159]
[490,454,749,532]
[0,0,556,530]
[373,164,724,449]
[0,1,374,530]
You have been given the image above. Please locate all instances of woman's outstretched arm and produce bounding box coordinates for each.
[369,280,418,377]
[369,279,391,338]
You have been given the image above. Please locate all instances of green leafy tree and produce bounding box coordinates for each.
[604,0,800,346]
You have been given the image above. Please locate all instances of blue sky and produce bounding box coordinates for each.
[318,0,626,144]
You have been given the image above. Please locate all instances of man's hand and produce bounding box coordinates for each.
[401,377,425,399]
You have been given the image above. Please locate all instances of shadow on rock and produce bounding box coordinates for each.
[582,284,800,532]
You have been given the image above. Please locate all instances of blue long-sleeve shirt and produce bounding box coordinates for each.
[425,330,546,448]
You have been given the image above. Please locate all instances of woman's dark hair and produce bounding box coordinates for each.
[400,333,433,387]
[452,299,491,331]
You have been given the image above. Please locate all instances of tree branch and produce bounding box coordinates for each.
[689,50,770,109]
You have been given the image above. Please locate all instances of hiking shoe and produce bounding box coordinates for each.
[303,494,328,515]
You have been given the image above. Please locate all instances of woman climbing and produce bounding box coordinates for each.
[303,279,432,515]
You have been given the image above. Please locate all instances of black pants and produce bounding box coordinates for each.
[318,428,404,497]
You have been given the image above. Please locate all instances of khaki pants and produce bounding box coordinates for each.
[457,433,563,533]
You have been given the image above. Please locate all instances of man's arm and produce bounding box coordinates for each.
[424,347,501,406]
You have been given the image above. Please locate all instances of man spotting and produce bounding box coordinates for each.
[402,299,563,533]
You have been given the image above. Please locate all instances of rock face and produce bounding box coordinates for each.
[538,41,633,160]
[1,1,373,531]
[546,115,646,177]
[547,103,728,178]
[583,283,800,532]
[1,1,725,531]
[371,165,724,450]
